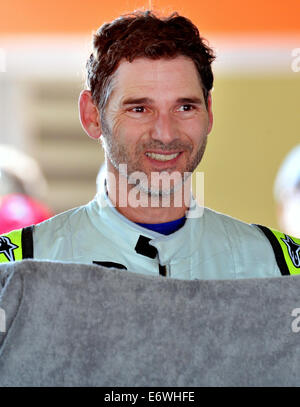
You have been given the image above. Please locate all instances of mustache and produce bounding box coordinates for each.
[137,141,193,153]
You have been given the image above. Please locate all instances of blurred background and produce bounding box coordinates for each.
[0,0,299,233]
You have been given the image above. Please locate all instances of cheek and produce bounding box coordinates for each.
[110,114,128,140]
[182,119,208,145]
[113,115,150,143]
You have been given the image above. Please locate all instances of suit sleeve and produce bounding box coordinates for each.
[254,224,300,276]
[0,226,34,263]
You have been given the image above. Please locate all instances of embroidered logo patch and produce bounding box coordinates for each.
[0,236,19,262]
[281,235,300,268]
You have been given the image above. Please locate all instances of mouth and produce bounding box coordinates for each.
[145,151,182,164]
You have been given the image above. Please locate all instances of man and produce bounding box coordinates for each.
[1,10,299,279]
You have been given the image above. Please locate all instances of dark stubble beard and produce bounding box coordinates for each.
[100,115,208,196]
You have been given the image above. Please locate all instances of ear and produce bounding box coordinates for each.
[78,90,102,139]
[206,92,213,134]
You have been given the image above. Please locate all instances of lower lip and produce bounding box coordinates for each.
[144,152,183,167]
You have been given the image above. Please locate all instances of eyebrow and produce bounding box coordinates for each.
[121,97,152,106]
[121,96,203,106]
[176,97,203,105]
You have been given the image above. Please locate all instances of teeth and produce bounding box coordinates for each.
[146,152,180,161]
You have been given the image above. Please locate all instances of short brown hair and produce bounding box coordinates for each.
[86,10,216,114]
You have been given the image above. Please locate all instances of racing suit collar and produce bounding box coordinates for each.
[93,177,204,264]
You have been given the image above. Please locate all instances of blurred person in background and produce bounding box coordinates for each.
[274,145,300,238]
[0,144,52,234]
[0,10,299,278]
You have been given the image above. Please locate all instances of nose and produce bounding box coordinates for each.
[150,112,179,145]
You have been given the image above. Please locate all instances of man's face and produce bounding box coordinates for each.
[101,55,213,195]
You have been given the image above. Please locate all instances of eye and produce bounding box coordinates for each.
[177,104,195,112]
[131,106,146,113]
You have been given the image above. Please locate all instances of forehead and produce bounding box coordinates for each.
[111,56,203,100]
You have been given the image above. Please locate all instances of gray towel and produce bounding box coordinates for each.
[0,260,300,387]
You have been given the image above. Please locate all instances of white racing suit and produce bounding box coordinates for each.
[1,181,300,279]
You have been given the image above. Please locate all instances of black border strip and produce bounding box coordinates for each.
[93,261,127,270]
[254,224,290,276]
[21,226,34,259]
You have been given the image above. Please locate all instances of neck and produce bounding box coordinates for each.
[105,163,191,224]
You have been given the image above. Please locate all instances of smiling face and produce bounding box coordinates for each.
[100,55,213,195]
